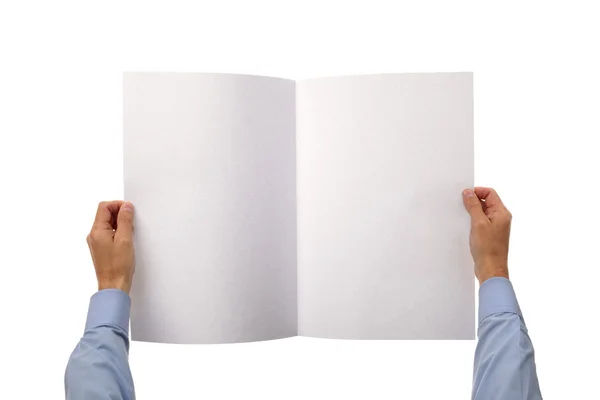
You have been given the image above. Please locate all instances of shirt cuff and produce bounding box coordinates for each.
[478,277,522,324]
[85,289,131,335]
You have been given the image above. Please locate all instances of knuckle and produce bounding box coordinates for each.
[117,236,132,246]
[466,201,477,210]
[474,220,487,230]
[88,230,99,241]
[499,209,511,221]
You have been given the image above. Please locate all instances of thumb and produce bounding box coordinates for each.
[462,189,487,224]
[115,202,134,241]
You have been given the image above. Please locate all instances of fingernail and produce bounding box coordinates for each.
[463,189,475,198]
[122,202,134,212]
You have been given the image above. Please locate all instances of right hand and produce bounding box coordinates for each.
[86,201,136,294]
[462,187,511,284]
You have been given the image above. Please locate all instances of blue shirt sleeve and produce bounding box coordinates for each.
[473,277,542,400]
[65,289,135,400]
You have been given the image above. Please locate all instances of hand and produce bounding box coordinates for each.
[87,201,135,294]
[462,187,511,285]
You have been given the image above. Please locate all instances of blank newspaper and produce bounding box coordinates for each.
[123,72,474,344]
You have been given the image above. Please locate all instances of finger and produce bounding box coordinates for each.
[462,189,488,224]
[93,200,124,230]
[114,202,134,242]
[473,187,505,209]
[474,187,510,221]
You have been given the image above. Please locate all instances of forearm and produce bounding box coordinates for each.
[472,278,541,400]
[65,290,135,400]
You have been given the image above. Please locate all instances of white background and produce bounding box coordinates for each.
[0,1,598,399]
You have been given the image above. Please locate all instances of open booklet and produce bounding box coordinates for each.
[123,72,474,344]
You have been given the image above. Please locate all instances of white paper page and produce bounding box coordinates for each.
[296,73,474,339]
[123,73,297,344]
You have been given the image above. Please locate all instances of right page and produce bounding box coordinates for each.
[296,73,474,339]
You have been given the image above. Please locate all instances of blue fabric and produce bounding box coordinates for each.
[473,277,542,399]
[65,278,541,399]
[65,289,135,400]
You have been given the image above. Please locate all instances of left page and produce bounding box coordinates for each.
[123,72,297,344]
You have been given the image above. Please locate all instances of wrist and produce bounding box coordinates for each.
[98,278,131,294]
[476,263,509,285]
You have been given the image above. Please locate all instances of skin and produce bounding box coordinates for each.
[87,187,510,293]
[462,187,511,284]
[87,201,135,294]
